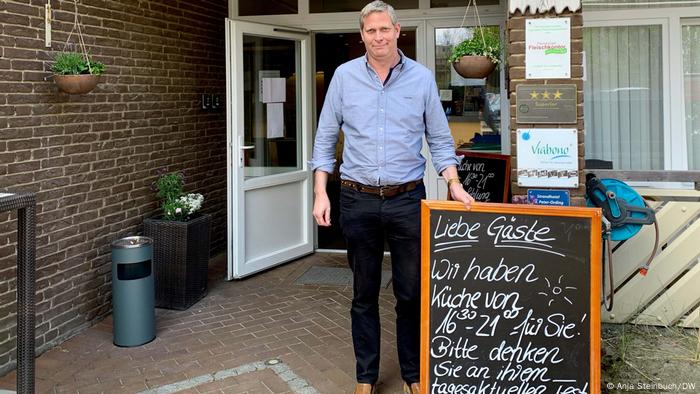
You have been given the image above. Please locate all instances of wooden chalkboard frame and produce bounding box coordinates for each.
[455,151,511,203]
[420,201,602,394]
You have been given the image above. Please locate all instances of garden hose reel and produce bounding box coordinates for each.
[585,174,659,311]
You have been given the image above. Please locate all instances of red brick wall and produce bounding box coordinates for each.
[0,0,228,374]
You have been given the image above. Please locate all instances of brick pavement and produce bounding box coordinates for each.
[0,253,411,393]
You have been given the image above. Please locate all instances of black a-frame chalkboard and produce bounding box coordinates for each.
[420,201,602,394]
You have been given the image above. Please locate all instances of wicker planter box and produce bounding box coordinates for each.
[143,213,210,310]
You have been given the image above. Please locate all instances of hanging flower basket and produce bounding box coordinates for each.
[53,74,100,94]
[50,0,105,95]
[452,55,497,79]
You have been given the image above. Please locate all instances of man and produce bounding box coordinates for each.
[309,2,474,393]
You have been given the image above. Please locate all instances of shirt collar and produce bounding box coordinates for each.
[364,49,406,70]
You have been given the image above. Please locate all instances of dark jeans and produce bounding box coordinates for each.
[339,182,425,385]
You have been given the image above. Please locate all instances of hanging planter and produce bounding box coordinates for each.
[452,55,497,79]
[448,1,502,79]
[53,72,101,94]
[50,0,105,94]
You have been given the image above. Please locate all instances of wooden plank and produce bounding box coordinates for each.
[637,188,700,201]
[588,170,700,184]
[609,202,700,289]
[679,306,700,328]
[633,261,700,326]
[601,217,700,323]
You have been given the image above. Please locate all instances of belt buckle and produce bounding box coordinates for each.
[379,186,387,198]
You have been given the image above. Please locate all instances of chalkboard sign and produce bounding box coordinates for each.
[420,201,602,394]
[456,151,511,203]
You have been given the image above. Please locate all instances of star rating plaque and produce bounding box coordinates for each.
[516,84,577,124]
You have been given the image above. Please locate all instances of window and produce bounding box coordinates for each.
[431,0,499,7]
[309,0,417,13]
[239,0,297,16]
[435,27,502,151]
[683,23,700,170]
[583,25,664,170]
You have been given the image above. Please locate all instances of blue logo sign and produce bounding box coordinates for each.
[527,189,570,206]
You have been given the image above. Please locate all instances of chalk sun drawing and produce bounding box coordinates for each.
[538,275,576,306]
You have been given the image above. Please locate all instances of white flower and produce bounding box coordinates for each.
[175,207,182,214]
[177,193,204,216]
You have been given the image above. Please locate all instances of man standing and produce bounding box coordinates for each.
[309,2,474,393]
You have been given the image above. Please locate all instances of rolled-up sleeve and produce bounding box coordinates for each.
[423,76,460,175]
[309,71,343,174]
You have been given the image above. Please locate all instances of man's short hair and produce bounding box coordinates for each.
[359,1,398,29]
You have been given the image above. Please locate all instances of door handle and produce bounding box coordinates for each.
[239,135,254,150]
[238,136,254,167]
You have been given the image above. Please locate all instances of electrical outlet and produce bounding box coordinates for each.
[211,94,221,110]
[201,93,211,110]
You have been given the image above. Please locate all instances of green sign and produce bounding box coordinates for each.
[516,84,577,124]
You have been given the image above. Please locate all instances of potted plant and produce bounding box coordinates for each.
[144,170,210,310]
[448,26,502,79]
[51,51,105,94]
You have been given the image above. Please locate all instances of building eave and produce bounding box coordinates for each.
[509,0,582,14]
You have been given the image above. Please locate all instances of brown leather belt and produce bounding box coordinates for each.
[340,179,422,198]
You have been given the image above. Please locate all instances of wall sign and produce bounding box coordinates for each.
[420,201,601,394]
[517,128,579,188]
[455,151,510,203]
[528,189,571,206]
[516,84,577,124]
[526,18,571,79]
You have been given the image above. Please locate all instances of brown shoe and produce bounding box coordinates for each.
[354,383,376,394]
[403,382,420,394]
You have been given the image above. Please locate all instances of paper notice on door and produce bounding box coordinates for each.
[261,77,286,103]
[267,103,284,139]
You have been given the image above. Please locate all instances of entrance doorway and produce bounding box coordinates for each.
[225,20,314,279]
[314,30,417,250]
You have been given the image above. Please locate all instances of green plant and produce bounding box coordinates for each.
[51,52,105,75]
[155,171,184,202]
[448,26,502,65]
[153,170,204,221]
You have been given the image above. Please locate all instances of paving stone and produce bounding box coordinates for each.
[0,253,411,393]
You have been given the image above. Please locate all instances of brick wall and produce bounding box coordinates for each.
[0,0,228,374]
[507,10,586,205]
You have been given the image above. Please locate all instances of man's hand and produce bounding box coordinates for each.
[449,182,475,208]
[312,170,332,226]
[313,191,332,226]
[442,166,474,208]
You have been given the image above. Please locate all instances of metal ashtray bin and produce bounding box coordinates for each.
[111,236,155,347]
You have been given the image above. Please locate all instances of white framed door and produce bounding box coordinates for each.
[226,19,314,279]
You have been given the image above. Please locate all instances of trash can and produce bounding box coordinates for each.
[111,236,155,347]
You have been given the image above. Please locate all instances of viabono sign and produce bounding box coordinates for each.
[530,141,571,160]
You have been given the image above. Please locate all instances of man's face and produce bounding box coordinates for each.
[360,11,400,61]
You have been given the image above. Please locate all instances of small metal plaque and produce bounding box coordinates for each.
[516,84,577,124]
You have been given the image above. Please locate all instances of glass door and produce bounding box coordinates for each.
[427,19,507,200]
[313,30,418,250]
[226,20,313,278]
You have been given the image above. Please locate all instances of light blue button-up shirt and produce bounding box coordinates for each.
[309,52,459,186]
